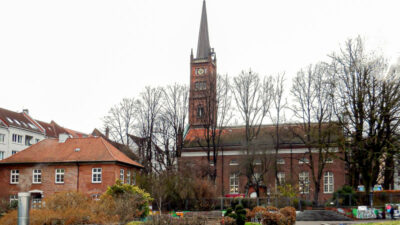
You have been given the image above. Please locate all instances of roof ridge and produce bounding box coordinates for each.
[100,137,117,161]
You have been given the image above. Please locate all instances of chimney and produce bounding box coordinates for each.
[59,133,69,143]
[105,127,110,139]
[22,109,29,115]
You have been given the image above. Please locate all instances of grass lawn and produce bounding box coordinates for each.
[126,222,143,225]
[358,221,400,225]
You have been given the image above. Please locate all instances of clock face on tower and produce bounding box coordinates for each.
[195,68,206,75]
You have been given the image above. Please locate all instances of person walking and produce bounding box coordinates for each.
[390,205,395,220]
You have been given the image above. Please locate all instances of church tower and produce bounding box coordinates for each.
[189,0,217,128]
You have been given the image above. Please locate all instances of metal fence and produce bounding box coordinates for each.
[152,193,400,211]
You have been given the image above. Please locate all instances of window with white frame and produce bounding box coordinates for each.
[0,151,4,160]
[10,170,19,184]
[120,169,124,183]
[55,169,65,183]
[12,134,22,144]
[299,157,309,164]
[229,172,239,194]
[324,171,334,193]
[299,171,309,194]
[325,157,333,163]
[229,159,239,166]
[254,159,262,165]
[9,194,17,204]
[277,172,285,185]
[252,173,261,183]
[92,168,102,183]
[0,134,5,143]
[33,169,41,184]
[277,158,285,164]
[127,170,132,184]
[132,172,136,185]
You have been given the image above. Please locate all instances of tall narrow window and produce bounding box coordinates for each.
[132,172,136,185]
[197,106,204,118]
[299,171,309,194]
[92,168,102,183]
[10,170,19,184]
[229,172,239,194]
[127,170,131,185]
[0,151,4,160]
[120,169,124,183]
[55,169,65,184]
[277,172,285,185]
[324,171,334,193]
[0,134,5,143]
[33,169,42,184]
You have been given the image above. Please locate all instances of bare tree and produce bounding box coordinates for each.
[330,36,400,195]
[136,86,164,173]
[291,62,336,206]
[232,69,273,195]
[270,73,288,187]
[103,98,137,145]
[156,83,189,170]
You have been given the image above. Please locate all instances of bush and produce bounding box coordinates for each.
[279,207,296,225]
[221,216,236,225]
[261,211,285,225]
[103,180,153,223]
[225,204,246,225]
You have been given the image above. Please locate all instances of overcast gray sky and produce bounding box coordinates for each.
[1,0,399,133]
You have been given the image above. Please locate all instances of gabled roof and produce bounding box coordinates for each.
[196,0,211,59]
[0,107,41,133]
[92,129,139,161]
[37,120,87,138]
[0,137,143,168]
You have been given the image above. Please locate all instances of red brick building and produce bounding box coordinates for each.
[0,136,143,207]
[180,0,347,203]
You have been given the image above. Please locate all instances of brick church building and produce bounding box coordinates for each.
[180,0,346,203]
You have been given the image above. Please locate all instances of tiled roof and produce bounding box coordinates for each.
[0,108,41,133]
[183,123,341,148]
[37,120,87,138]
[0,137,143,168]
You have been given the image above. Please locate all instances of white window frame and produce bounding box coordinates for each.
[33,169,42,184]
[92,168,102,183]
[12,150,17,155]
[0,134,5,143]
[324,171,334,193]
[9,194,18,204]
[277,172,285,184]
[299,171,309,194]
[326,157,333,163]
[229,159,239,166]
[0,151,4,160]
[120,169,124,183]
[229,172,239,194]
[55,169,65,184]
[127,170,131,185]
[132,172,136,185]
[277,158,285,165]
[12,134,23,144]
[10,170,19,184]
[299,157,309,164]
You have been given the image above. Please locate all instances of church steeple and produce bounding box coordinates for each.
[196,0,211,59]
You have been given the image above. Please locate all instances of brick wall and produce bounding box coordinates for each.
[0,163,140,200]
[179,149,346,202]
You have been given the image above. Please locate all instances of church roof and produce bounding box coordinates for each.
[183,123,342,149]
[196,0,211,59]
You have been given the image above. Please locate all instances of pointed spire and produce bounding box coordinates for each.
[196,0,211,59]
